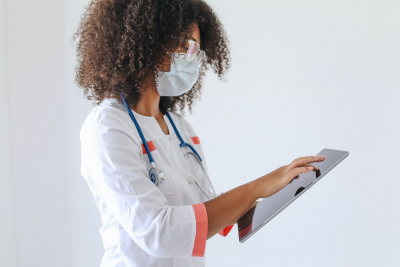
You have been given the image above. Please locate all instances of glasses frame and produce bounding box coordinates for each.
[162,37,206,67]
[175,38,206,67]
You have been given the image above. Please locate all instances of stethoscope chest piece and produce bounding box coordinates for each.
[149,167,164,186]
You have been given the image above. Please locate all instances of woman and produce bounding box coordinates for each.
[75,0,325,266]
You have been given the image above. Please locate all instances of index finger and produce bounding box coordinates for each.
[289,155,325,169]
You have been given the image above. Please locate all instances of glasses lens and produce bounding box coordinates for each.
[187,42,199,61]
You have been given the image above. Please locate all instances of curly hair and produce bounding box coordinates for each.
[73,0,230,116]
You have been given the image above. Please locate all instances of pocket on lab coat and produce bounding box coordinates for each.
[140,142,175,205]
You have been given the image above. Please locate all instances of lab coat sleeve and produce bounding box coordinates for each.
[218,225,234,236]
[81,109,208,258]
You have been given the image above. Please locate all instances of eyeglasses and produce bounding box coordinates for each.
[184,39,206,66]
[166,38,206,67]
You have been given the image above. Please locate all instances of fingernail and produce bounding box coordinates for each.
[313,155,320,158]
[308,166,313,170]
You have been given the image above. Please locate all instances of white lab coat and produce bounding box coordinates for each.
[80,98,232,267]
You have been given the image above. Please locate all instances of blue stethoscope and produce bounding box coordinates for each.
[120,92,217,199]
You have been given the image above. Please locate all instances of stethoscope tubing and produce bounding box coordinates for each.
[120,92,217,199]
[185,151,217,199]
[120,92,155,164]
[165,111,203,162]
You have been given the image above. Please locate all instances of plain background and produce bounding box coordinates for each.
[1,0,399,266]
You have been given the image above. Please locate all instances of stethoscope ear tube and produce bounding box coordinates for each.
[185,151,217,200]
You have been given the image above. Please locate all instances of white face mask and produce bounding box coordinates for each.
[156,53,200,97]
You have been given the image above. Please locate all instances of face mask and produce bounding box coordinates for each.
[156,53,200,97]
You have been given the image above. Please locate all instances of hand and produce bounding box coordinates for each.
[253,155,325,199]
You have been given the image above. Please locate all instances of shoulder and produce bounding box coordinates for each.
[80,98,139,142]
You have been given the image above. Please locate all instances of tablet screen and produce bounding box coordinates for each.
[237,148,349,242]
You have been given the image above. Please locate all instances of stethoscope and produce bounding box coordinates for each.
[120,92,217,200]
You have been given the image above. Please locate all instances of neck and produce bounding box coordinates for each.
[131,80,163,118]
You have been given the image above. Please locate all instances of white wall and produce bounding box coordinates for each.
[1,0,399,266]
[200,1,400,266]
[65,1,104,266]
[0,0,17,266]
[2,0,70,266]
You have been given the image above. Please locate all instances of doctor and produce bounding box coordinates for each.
[76,0,325,266]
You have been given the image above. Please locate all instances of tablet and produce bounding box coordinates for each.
[237,148,349,243]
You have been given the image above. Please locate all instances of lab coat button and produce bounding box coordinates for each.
[188,181,192,185]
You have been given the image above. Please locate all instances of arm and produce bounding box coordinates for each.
[216,198,260,237]
[204,181,261,239]
[84,109,324,252]
[234,200,260,224]
[204,155,325,240]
